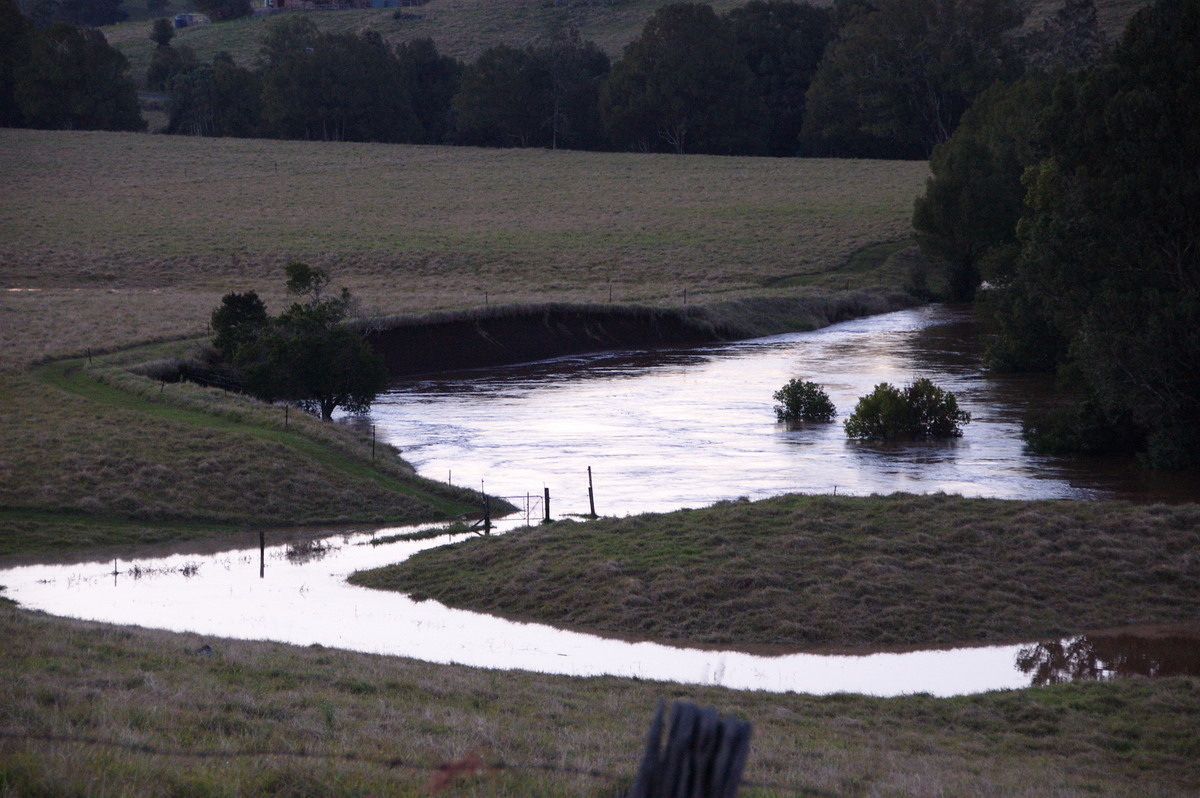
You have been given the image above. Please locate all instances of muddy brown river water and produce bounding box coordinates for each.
[3,306,1197,694]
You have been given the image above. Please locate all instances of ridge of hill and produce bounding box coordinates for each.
[103,0,1150,84]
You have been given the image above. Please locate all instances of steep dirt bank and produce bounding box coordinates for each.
[363,290,916,377]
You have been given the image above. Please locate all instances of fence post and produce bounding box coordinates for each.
[544,487,551,523]
[629,699,752,798]
[588,466,596,518]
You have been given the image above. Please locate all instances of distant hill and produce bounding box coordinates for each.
[105,0,1150,85]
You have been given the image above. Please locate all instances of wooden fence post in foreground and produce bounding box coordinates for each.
[628,699,752,798]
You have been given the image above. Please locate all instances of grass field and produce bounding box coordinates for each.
[2,601,1198,797]
[0,129,928,369]
[351,493,1200,651]
[0,58,1185,792]
[0,348,493,558]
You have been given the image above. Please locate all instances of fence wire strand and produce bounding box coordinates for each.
[0,729,836,796]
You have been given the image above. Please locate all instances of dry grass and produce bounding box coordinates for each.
[2,601,1197,797]
[352,493,1200,650]
[0,129,928,368]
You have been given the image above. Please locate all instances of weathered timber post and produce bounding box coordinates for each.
[629,699,752,798]
[544,487,551,523]
[588,466,596,518]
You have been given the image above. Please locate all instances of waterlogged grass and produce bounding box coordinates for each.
[0,129,929,368]
[352,493,1200,650]
[0,352,487,556]
[0,603,1197,797]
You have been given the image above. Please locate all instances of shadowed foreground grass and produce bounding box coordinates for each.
[352,493,1200,650]
[1,601,1197,797]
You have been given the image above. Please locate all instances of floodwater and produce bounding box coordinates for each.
[367,305,1197,512]
[3,306,1197,695]
[3,524,1195,696]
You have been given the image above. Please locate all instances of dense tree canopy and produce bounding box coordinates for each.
[600,2,755,154]
[211,265,388,421]
[260,22,417,142]
[13,22,143,131]
[396,37,462,145]
[802,0,1026,158]
[912,73,1055,300]
[726,0,833,156]
[984,0,1200,467]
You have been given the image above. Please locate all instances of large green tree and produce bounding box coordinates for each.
[993,0,1200,467]
[167,52,261,137]
[912,73,1055,300]
[600,2,755,154]
[801,0,1026,158]
[396,38,462,145]
[0,0,33,127]
[259,20,417,143]
[725,0,833,157]
[13,23,144,131]
[211,265,388,421]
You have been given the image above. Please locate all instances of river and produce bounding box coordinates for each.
[2,305,1196,695]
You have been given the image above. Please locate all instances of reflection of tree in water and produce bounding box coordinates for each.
[1016,635,1200,686]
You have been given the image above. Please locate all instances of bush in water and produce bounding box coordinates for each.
[773,378,836,422]
[844,378,970,440]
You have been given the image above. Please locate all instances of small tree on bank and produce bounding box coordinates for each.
[210,264,387,421]
[773,378,836,422]
[844,378,970,440]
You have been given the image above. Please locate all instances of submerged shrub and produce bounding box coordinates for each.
[773,379,836,422]
[844,378,970,440]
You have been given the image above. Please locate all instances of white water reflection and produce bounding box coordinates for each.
[368,306,1192,516]
[5,306,1195,696]
[1,524,1035,697]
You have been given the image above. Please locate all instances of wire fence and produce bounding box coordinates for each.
[0,720,838,797]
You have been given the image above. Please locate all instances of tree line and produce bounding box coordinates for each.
[2,0,1103,157]
[913,0,1199,468]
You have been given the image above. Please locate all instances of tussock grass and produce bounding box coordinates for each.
[0,129,928,368]
[352,493,1200,650]
[1,602,1197,797]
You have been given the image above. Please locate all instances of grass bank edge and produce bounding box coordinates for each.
[350,492,1200,652]
[1,357,491,558]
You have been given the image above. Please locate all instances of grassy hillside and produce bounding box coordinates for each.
[103,0,1151,88]
[0,347,490,557]
[0,129,927,369]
